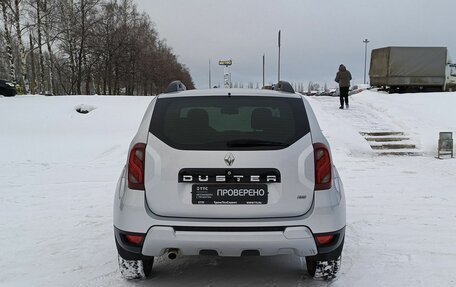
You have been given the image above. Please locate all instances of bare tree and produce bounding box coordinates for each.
[34,0,45,93]
[12,0,28,92]
[308,81,320,91]
[27,29,36,93]
[43,0,56,94]
[0,0,194,95]
[1,0,16,83]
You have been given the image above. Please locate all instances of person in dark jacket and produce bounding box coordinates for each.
[335,64,352,109]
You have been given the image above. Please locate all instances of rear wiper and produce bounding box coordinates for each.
[227,139,288,147]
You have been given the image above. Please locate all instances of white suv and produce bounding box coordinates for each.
[114,81,346,280]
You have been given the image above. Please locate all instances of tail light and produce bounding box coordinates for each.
[128,143,146,190]
[313,143,332,190]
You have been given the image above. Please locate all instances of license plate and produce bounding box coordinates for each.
[192,184,268,205]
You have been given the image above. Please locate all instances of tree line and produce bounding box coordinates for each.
[0,0,194,95]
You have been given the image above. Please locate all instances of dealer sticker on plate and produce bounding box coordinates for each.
[192,184,268,205]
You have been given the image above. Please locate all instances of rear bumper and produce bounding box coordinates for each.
[115,226,345,260]
[310,227,345,261]
[143,225,318,257]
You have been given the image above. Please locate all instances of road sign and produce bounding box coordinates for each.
[219,60,232,66]
[438,132,454,159]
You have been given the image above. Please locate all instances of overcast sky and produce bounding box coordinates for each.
[135,0,456,89]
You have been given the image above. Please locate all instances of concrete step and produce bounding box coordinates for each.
[360,131,405,137]
[376,150,423,156]
[365,137,410,142]
[361,131,422,156]
[371,143,417,150]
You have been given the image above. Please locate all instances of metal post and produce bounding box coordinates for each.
[209,59,211,88]
[278,30,281,83]
[262,53,265,87]
[219,60,232,88]
[363,38,370,84]
[223,65,232,88]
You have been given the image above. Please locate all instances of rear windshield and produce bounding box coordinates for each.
[149,96,310,150]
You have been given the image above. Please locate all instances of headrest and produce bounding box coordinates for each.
[251,108,273,130]
[187,109,209,126]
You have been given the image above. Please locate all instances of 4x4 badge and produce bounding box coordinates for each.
[224,153,235,166]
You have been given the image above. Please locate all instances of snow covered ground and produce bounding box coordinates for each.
[1,92,455,286]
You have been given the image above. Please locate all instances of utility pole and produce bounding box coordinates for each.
[209,59,211,88]
[278,30,281,83]
[262,53,265,87]
[363,38,370,84]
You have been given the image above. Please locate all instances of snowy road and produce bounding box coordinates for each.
[1,93,455,286]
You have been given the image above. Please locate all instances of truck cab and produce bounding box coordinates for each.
[445,63,456,91]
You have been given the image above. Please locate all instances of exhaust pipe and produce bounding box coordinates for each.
[166,248,180,260]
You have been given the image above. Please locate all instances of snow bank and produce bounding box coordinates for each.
[352,91,456,154]
[0,95,154,286]
[0,95,152,162]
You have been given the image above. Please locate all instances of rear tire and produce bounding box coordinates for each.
[306,256,341,280]
[118,255,154,280]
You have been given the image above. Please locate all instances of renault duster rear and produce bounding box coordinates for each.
[114,82,346,280]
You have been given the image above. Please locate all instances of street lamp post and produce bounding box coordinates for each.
[363,38,370,84]
[209,59,211,88]
[278,30,281,83]
[262,53,265,87]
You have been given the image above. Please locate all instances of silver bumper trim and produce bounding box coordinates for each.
[142,226,318,257]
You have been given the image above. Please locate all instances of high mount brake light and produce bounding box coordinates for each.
[313,143,332,190]
[128,143,146,190]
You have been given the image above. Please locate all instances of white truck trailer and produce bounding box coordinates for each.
[369,46,456,92]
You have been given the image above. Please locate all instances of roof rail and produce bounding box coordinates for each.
[165,80,186,93]
[274,81,295,93]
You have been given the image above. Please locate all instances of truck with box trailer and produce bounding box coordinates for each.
[369,46,456,93]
